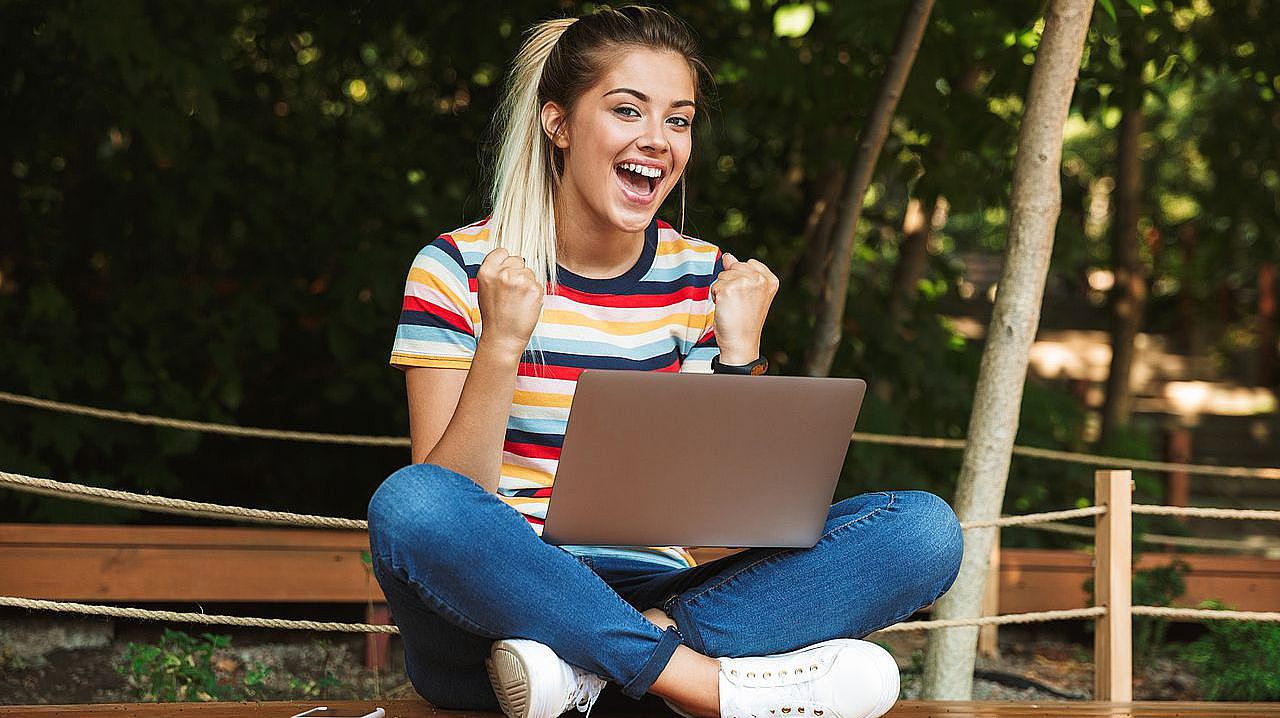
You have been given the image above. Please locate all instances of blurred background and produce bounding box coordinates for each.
[1,0,1276,553]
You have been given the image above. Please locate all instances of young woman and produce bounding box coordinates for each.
[368,7,963,718]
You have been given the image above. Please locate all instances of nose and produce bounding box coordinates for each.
[637,116,669,154]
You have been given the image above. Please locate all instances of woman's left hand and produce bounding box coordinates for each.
[710,252,779,364]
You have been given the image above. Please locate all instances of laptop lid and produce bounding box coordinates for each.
[540,370,867,548]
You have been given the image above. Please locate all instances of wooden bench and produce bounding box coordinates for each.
[4,524,1280,670]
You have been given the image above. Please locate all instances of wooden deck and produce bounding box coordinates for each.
[1,702,1277,717]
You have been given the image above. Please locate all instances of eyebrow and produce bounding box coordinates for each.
[604,87,696,109]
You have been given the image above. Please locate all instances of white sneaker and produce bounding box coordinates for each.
[666,639,899,718]
[486,638,607,718]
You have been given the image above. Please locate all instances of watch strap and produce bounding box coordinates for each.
[711,354,769,376]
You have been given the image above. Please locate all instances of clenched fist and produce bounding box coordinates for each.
[477,247,544,357]
[711,252,779,364]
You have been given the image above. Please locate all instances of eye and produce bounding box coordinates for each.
[613,106,641,118]
[667,115,692,129]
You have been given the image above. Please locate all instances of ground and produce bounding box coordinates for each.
[0,615,1206,706]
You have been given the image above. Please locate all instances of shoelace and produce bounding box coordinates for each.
[568,670,606,718]
[724,659,830,718]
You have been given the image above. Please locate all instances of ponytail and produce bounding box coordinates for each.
[489,18,576,292]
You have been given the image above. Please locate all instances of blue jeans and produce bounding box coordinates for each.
[367,463,963,710]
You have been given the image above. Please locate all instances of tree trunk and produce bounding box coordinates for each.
[888,196,944,327]
[802,0,935,376]
[1100,31,1147,445]
[788,165,847,295]
[921,0,1094,699]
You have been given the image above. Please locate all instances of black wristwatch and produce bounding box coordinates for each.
[711,354,769,376]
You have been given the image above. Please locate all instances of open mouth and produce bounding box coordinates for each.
[614,161,663,200]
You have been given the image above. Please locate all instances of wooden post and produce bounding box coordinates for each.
[978,530,1001,658]
[1166,425,1192,516]
[366,603,392,670]
[1094,469,1133,701]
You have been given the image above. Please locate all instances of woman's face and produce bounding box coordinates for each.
[546,48,697,234]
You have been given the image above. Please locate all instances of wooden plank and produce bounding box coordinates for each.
[999,549,1280,613]
[0,524,370,550]
[1094,469,1133,702]
[3,524,1278,611]
[0,526,740,603]
[0,544,383,602]
[3,702,1280,717]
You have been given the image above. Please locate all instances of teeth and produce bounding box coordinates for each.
[620,162,663,179]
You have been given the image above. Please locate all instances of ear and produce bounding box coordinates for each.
[540,101,570,149]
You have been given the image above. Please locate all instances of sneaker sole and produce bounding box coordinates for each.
[487,644,533,718]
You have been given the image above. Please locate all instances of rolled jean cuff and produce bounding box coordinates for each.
[620,625,684,699]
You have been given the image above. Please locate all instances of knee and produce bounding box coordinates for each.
[367,463,474,562]
[889,490,964,593]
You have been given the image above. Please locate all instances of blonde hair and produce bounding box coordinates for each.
[488,5,709,292]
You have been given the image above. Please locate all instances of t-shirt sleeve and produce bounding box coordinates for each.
[679,251,725,374]
[389,235,478,371]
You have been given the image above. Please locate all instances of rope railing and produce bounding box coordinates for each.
[958,506,1104,529]
[0,470,368,530]
[0,595,1107,636]
[1132,504,1280,522]
[0,596,399,634]
[0,467,1104,533]
[874,607,1107,633]
[1023,519,1280,553]
[1131,606,1280,623]
[6,384,1280,706]
[0,390,411,447]
[5,389,1278,479]
[21,464,1262,554]
[5,464,1280,705]
[852,434,1280,480]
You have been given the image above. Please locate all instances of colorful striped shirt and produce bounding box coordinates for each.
[390,216,723,569]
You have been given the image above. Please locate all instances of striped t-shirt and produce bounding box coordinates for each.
[390,216,723,569]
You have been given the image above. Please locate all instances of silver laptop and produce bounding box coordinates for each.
[540,370,867,548]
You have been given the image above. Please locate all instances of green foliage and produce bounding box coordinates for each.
[899,648,926,699]
[117,629,273,702]
[117,629,233,702]
[2,0,1276,525]
[243,660,273,699]
[1183,600,1280,700]
[0,642,28,671]
[1131,560,1188,663]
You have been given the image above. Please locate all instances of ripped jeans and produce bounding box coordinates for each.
[367,463,963,710]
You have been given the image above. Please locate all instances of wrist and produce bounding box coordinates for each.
[475,334,528,365]
[716,345,761,365]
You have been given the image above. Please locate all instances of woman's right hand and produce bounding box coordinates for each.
[477,247,544,357]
